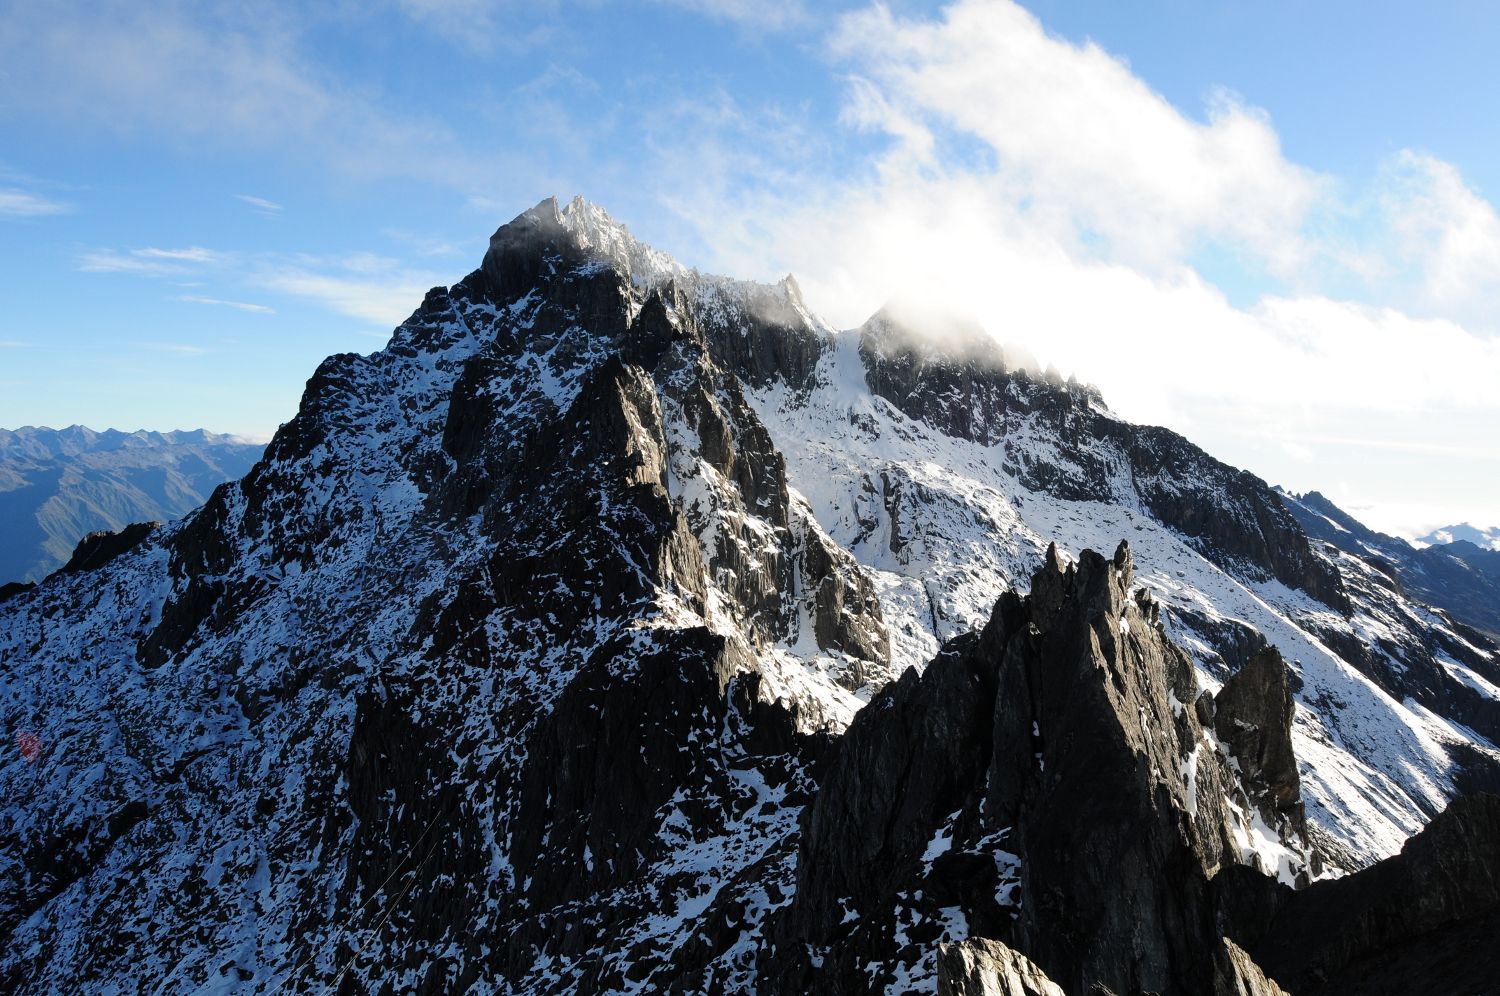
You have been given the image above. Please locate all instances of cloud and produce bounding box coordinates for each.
[139,341,210,356]
[254,266,439,326]
[624,0,1500,532]
[0,188,71,217]
[79,246,221,274]
[392,0,559,51]
[1281,440,1314,464]
[656,0,812,31]
[0,0,484,190]
[234,193,283,214]
[81,239,441,326]
[179,295,276,314]
[828,0,1321,274]
[1372,151,1500,327]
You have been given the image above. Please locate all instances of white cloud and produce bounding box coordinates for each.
[255,271,434,326]
[79,246,221,274]
[829,0,1321,274]
[0,188,71,217]
[234,193,283,213]
[657,0,812,31]
[1374,151,1500,326]
[636,0,1500,531]
[1280,440,1314,464]
[0,0,483,189]
[252,254,445,326]
[139,341,210,356]
[179,295,276,314]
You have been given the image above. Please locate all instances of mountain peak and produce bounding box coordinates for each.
[485,194,689,299]
[1418,522,1500,552]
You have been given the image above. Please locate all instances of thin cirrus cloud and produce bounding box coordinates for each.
[0,187,72,217]
[178,295,276,315]
[139,341,211,357]
[254,262,442,327]
[78,240,441,328]
[0,0,485,190]
[78,246,223,275]
[655,0,812,31]
[233,193,283,214]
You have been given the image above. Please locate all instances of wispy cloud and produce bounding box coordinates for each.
[79,246,221,274]
[139,341,210,356]
[393,0,561,53]
[179,294,275,314]
[255,263,440,326]
[0,340,33,348]
[0,1,486,190]
[233,193,282,214]
[0,187,72,217]
[81,238,441,326]
[656,0,812,31]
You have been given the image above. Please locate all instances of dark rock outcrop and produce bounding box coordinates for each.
[1224,791,1500,995]
[770,541,1312,994]
[1214,648,1306,847]
[0,580,33,604]
[56,520,159,575]
[1211,938,1289,996]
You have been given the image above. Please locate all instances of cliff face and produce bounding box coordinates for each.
[770,542,1313,994]
[1,197,1497,993]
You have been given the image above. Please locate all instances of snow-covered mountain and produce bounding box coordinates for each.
[1419,522,1500,552]
[0,426,263,585]
[1,198,1497,993]
[1280,489,1500,639]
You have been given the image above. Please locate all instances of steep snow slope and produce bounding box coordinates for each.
[746,322,1497,867]
[0,197,1496,993]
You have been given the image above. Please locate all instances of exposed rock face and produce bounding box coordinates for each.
[1212,938,1289,996]
[1214,648,1307,849]
[1284,489,1500,639]
[57,521,160,575]
[771,541,1312,994]
[1279,488,1500,747]
[1225,792,1500,995]
[937,938,1066,996]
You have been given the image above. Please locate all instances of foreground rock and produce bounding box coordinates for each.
[767,541,1313,993]
[1225,791,1500,995]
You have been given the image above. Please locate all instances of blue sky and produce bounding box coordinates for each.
[2,0,1499,537]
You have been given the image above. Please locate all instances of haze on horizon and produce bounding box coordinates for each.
[2,0,1498,540]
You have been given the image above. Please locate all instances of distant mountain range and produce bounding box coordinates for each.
[1278,489,1500,639]
[1418,522,1500,552]
[0,426,264,584]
